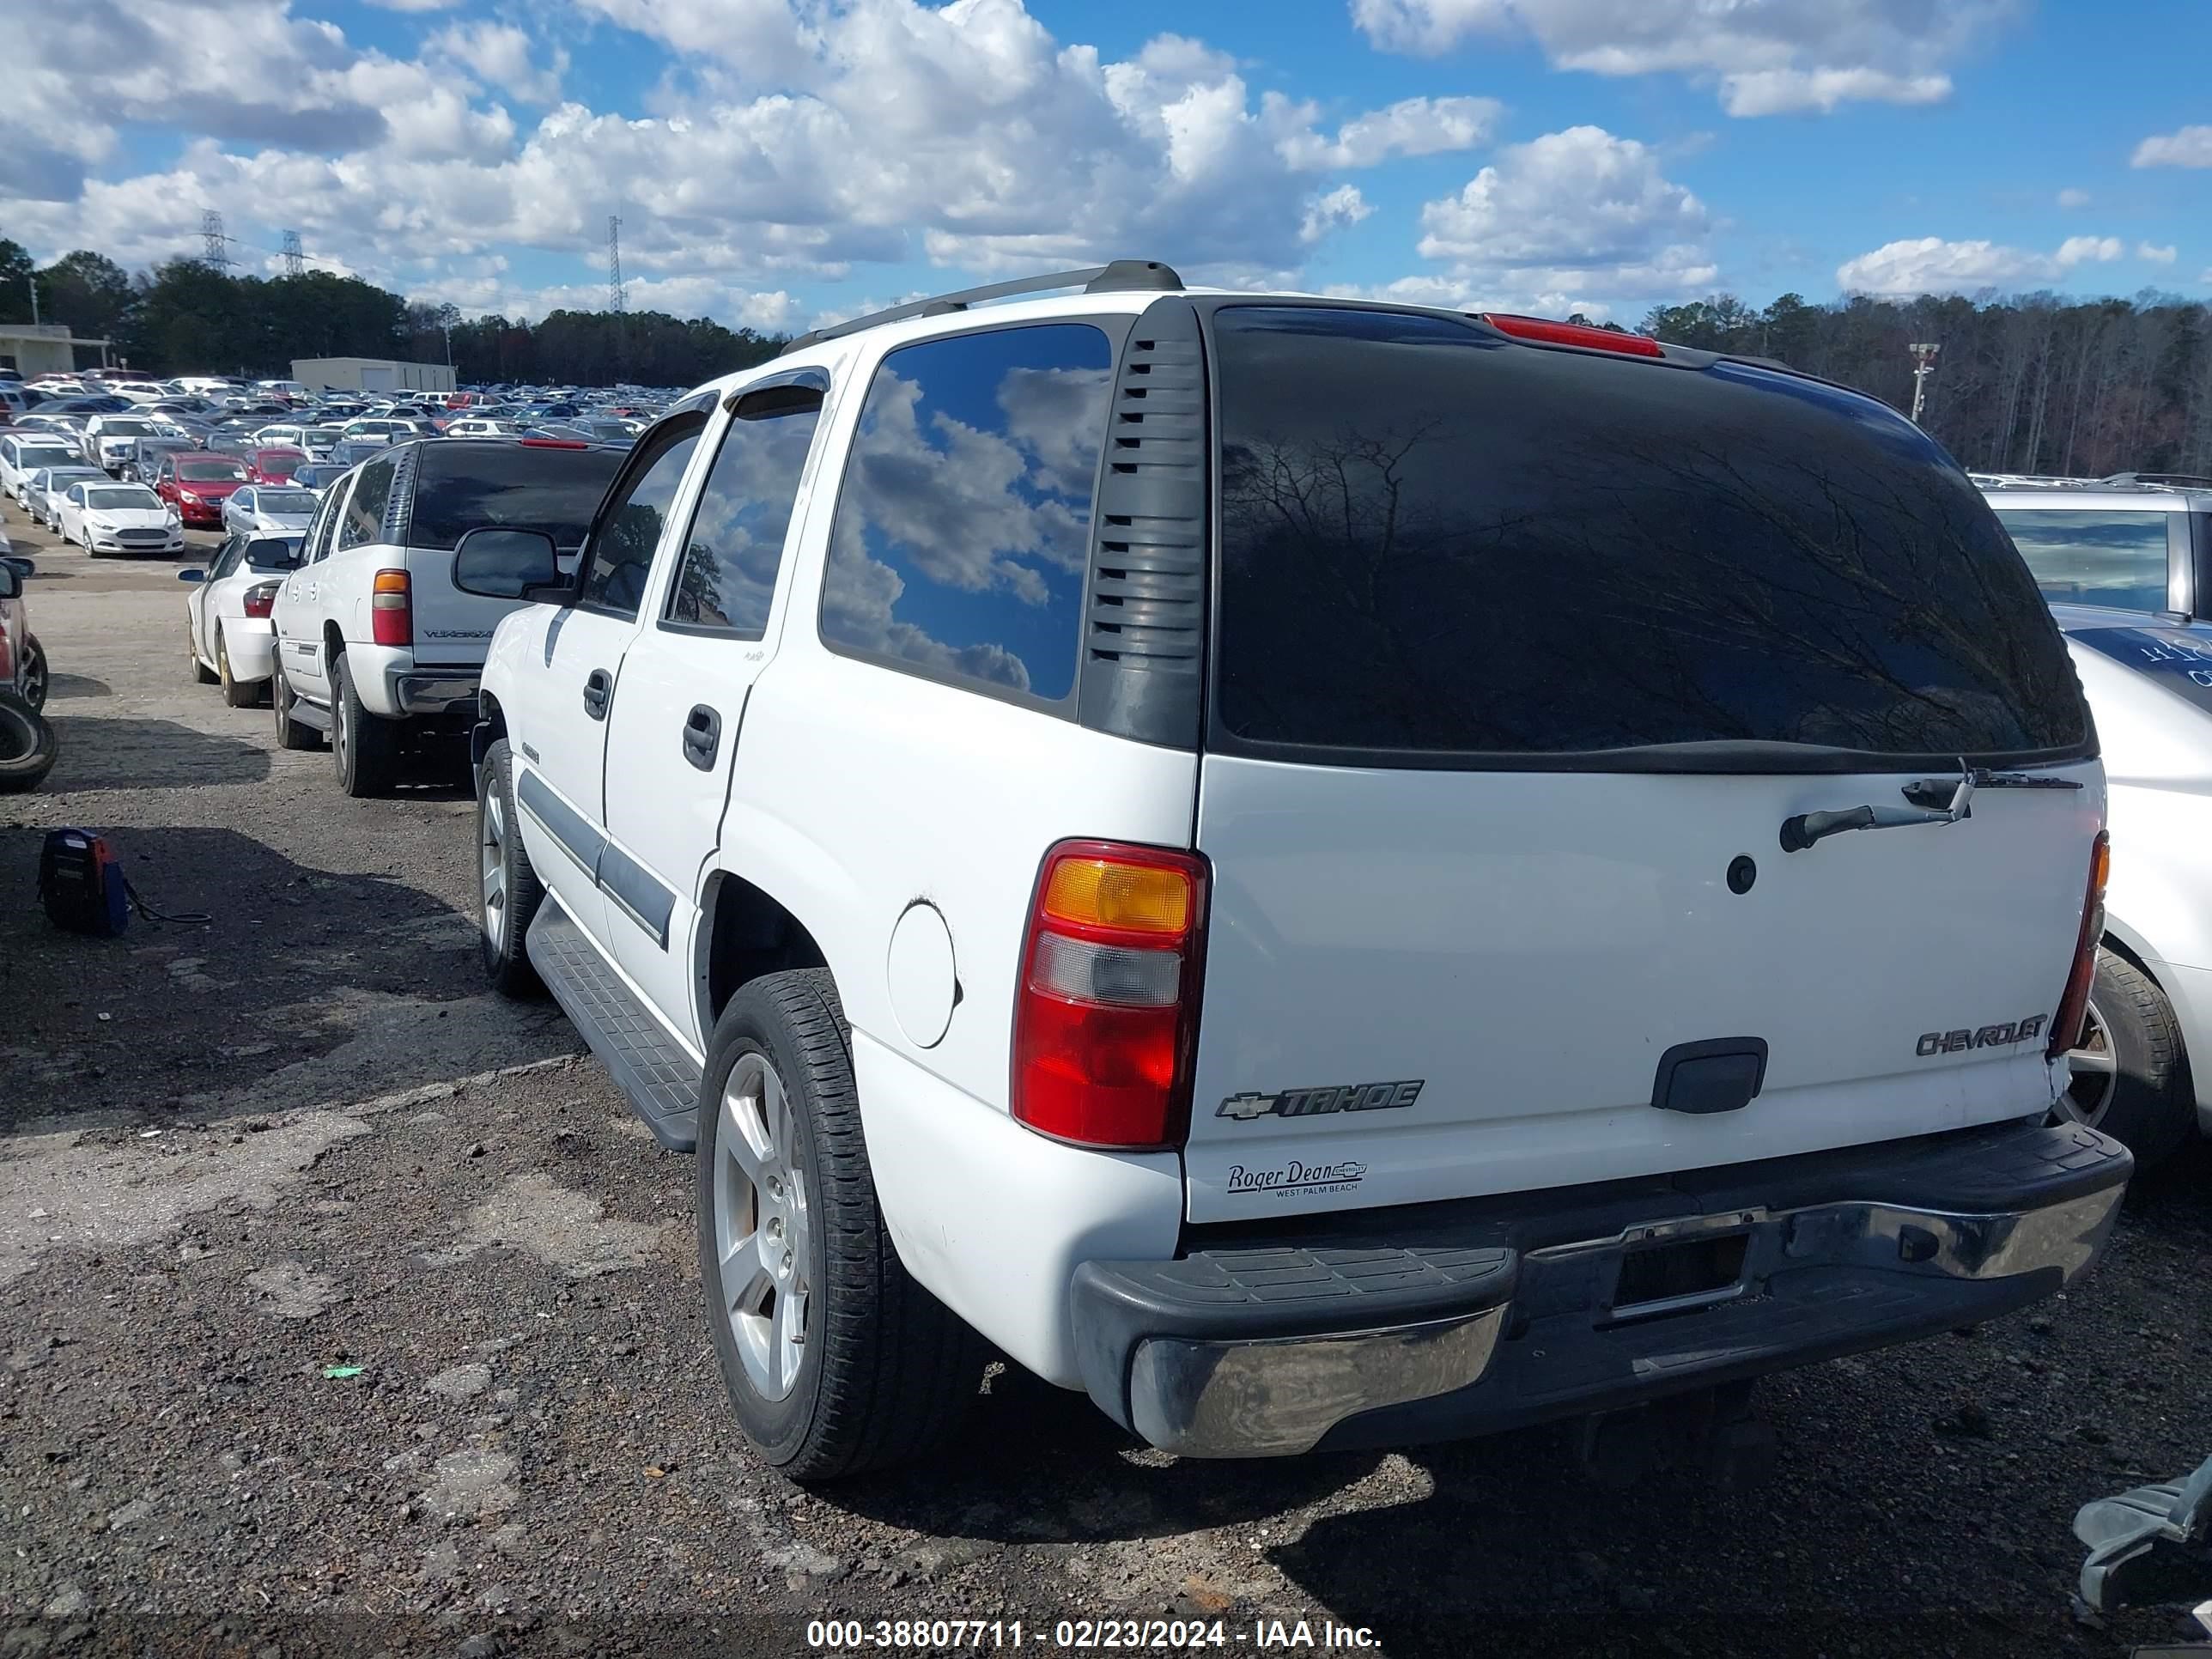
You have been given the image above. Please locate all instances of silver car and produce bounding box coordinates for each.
[221,484,319,537]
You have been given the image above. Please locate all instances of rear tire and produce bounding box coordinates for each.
[2059,949,2195,1170]
[697,969,979,1480]
[476,739,545,997]
[331,654,398,797]
[216,629,258,708]
[0,687,58,793]
[270,656,321,750]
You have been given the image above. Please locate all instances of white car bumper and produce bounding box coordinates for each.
[86,527,185,555]
[222,620,277,683]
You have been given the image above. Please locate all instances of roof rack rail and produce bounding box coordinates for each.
[778,260,1183,356]
[2103,471,2212,489]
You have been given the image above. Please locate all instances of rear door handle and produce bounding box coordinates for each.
[682,704,720,770]
[582,668,612,720]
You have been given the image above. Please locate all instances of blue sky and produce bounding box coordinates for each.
[5,0,2209,333]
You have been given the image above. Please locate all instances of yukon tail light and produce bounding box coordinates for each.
[1479,313,1665,358]
[371,568,411,647]
[1012,839,1209,1149]
[2048,831,2111,1062]
[242,580,280,620]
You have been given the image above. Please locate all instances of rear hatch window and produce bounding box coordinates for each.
[1210,307,2088,770]
[404,443,626,551]
[1989,507,2173,613]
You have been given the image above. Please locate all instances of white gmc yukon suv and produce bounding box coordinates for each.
[270,437,625,794]
[464,263,2131,1480]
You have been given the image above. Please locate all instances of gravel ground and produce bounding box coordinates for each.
[2,513,2209,1658]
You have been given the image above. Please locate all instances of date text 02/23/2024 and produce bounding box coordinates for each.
[805,1618,1382,1650]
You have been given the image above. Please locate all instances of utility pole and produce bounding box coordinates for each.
[281,230,305,278]
[1908,342,1941,426]
[201,210,231,268]
[606,216,626,314]
[438,303,460,368]
[27,270,38,326]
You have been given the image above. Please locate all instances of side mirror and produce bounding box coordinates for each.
[178,568,206,584]
[0,563,18,599]
[454,526,565,601]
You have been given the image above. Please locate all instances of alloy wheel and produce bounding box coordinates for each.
[479,785,508,952]
[712,1053,811,1401]
[2057,998,2118,1128]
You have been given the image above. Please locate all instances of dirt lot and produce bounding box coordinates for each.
[2,513,2209,1658]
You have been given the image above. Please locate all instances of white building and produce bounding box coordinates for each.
[291,356,456,394]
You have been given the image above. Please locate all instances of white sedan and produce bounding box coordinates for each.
[30,466,107,527]
[183,532,301,706]
[221,484,319,536]
[441,417,522,438]
[58,482,185,557]
[1,437,79,505]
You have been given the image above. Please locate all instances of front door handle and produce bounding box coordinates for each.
[582,668,612,720]
[682,704,720,770]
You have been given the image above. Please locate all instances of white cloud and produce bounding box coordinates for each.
[1837,234,2126,296]
[1276,94,1501,168]
[365,0,459,9]
[428,21,567,106]
[1300,185,1371,245]
[2138,242,2178,265]
[2057,186,2091,209]
[2133,126,2212,168]
[1411,126,1716,301]
[1349,0,2016,116]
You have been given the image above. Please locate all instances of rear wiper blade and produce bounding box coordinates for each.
[1782,761,1978,854]
[1899,769,2084,809]
[1784,763,2085,854]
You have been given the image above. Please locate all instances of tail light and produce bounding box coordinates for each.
[520,436,587,449]
[371,568,411,646]
[2048,831,2111,1061]
[1479,313,1665,358]
[242,580,280,620]
[1012,840,1209,1149]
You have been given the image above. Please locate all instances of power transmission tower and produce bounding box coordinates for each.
[201,210,231,267]
[281,230,305,278]
[607,215,627,314]
[1908,342,1941,426]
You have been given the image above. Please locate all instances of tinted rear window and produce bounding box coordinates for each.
[1991,507,2172,613]
[1211,307,2087,768]
[406,444,626,551]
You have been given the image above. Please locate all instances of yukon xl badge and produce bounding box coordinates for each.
[1916,1015,2047,1057]
[1217,1079,1424,1122]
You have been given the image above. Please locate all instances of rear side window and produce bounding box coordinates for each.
[665,393,821,637]
[406,443,627,554]
[1991,507,2172,614]
[338,454,395,551]
[820,323,1113,702]
[1211,307,2088,768]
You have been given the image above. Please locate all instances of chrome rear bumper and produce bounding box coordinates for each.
[1073,1122,2130,1459]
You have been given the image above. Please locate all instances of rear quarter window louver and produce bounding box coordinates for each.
[1079,298,1206,750]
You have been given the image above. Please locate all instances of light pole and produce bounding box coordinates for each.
[1908,342,1940,426]
[27,270,38,326]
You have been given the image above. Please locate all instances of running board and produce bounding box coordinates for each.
[289,698,332,732]
[526,899,701,1152]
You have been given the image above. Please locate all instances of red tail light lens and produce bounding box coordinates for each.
[2048,831,2111,1062]
[1013,839,1209,1150]
[1479,313,1665,357]
[371,568,411,647]
[242,580,279,619]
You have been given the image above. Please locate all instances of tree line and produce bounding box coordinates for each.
[0,239,784,388]
[1634,290,2212,480]
[6,233,2212,473]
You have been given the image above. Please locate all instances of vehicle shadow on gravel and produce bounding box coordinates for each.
[0,823,503,1126]
[39,716,268,792]
[41,672,111,701]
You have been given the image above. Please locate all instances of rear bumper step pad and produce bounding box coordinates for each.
[526,899,700,1152]
[1073,1121,2131,1458]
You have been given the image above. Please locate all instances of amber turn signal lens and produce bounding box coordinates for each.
[1042,858,1192,935]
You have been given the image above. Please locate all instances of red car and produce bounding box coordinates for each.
[154,452,249,527]
[246,447,308,485]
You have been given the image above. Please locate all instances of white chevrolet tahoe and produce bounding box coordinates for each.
[270,437,625,793]
[464,263,2132,1480]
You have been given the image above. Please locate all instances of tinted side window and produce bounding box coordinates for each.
[665,396,821,637]
[338,456,394,551]
[1991,507,2173,614]
[820,324,1111,701]
[580,433,699,619]
[307,482,346,563]
[1210,307,2087,764]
